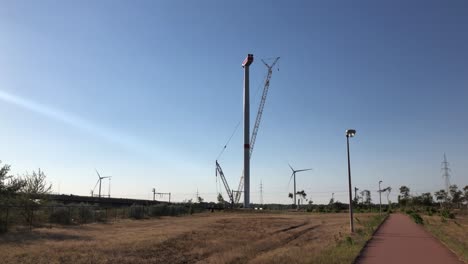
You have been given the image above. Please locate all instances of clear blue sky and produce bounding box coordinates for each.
[1,0,467,204]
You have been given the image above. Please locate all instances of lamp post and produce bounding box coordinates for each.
[346,129,356,233]
[379,180,382,215]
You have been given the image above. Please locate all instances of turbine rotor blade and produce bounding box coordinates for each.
[92,178,100,192]
[287,172,295,187]
[295,168,313,173]
[288,163,294,172]
[95,169,101,179]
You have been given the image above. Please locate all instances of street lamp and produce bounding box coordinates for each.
[346,129,356,233]
[379,180,382,215]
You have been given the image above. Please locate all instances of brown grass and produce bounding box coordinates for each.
[423,212,468,262]
[0,211,378,264]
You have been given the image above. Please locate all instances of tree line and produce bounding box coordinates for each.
[398,185,468,209]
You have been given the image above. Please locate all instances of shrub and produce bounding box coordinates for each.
[440,209,455,219]
[425,207,436,216]
[78,205,94,223]
[0,218,6,233]
[149,204,168,217]
[129,205,146,219]
[149,204,188,217]
[94,209,108,222]
[49,207,72,225]
[407,211,424,225]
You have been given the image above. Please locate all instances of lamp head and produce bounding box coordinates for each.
[346,129,356,137]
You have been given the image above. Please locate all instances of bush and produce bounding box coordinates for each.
[49,207,71,225]
[78,205,94,223]
[0,218,6,233]
[129,205,146,219]
[94,209,108,222]
[440,209,455,219]
[407,211,424,225]
[425,207,437,216]
[149,204,188,217]
[149,204,167,217]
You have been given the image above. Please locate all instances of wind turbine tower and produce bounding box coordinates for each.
[242,54,254,208]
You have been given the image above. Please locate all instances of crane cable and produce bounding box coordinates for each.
[216,121,241,161]
[216,71,269,161]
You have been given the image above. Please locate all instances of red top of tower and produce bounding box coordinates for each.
[242,54,254,67]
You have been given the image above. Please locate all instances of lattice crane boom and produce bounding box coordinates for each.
[216,160,234,205]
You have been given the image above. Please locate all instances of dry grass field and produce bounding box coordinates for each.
[423,212,468,262]
[0,211,380,264]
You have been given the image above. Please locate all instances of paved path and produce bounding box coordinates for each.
[357,213,464,264]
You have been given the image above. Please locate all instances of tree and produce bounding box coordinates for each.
[385,187,392,210]
[464,185,468,207]
[449,185,463,208]
[217,193,225,204]
[18,169,52,226]
[399,186,410,199]
[0,162,26,202]
[399,186,410,206]
[21,169,52,197]
[411,192,433,206]
[197,196,204,203]
[353,194,359,205]
[361,190,371,206]
[434,189,448,208]
[296,190,307,203]
[420,192,433,206]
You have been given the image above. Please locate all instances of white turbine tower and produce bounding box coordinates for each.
[288,164,312,206]
[93,169,111,198]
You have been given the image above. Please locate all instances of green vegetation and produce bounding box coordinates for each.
[313,214,387,263]
[423,214,468,262]
[405,210,424,225]
[148,204,192,217]
[1,162,53,232]
[395,184,467,262]
[1,161,205,233]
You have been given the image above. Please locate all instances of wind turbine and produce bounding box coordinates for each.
[93,169,111,198]
[288,164,312,206]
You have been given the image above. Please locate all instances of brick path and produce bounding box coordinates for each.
[357,213,464,264]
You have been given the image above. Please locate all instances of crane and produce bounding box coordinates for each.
[234,57,280,204]
[215,160,234,206]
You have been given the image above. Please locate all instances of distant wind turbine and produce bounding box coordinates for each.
[93,169,111,198]
[288,164,312,206]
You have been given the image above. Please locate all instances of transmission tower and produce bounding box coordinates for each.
[260,180,263,205]
[441,153,451,194]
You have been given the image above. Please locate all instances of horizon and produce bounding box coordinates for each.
[1,0,467,204]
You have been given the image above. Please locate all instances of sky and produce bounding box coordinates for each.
[0,0,467,204]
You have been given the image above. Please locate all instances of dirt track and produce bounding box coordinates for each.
[357,213,464,264]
